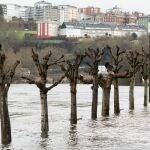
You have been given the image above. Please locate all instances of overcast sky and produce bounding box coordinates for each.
[1,0,150,14]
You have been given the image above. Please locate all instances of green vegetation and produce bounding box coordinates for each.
[131,32,138,40]
[7,30,36,40]
[15,30,37,40]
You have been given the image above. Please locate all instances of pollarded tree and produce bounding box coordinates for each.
[22,49,66,138]
[79,62,129,117]
[140,49,149,107]
[107,45,125,115]
[126,50,146,110]
[85,48,103,119]
[61,54,84,124]
[0,44,20,145]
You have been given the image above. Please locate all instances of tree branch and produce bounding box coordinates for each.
[116,65,123,72]
[21,76,37,84]
[46,74,66,91]
[47,66,70,91]
[5,60,20,92]
[78,74,93,84]
[86,62,93,68]
[48,55,65,67]
[43,51,52,66]
[113,70,130,78]
[107,45,116,61]
[31,49,43,75]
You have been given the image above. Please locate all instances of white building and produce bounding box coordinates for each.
[0,4,7,15]
[59,22,147,38]
[43,6,64,25]
[24,7,34,21]
[2,3,34,22]
[58,5,79,22]
[78,12,89,21]
[34,1,52,21]
[33,1,64,25]
[18,6,30,21]
[60,28,81,38]
[5,3,21,18]
[98,66,107,74]
[137,15,150,29]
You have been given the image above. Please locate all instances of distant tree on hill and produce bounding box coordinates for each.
[132,33,138,40]
[25,18,37,30]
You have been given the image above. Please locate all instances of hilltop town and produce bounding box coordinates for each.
[0,1,149,39]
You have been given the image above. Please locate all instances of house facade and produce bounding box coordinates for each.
[37,21,59,38]
[79,7,101,16]
[58,5,79,22]
[59,22,147,38]
[137,15,150,29]
[104,6,137,25]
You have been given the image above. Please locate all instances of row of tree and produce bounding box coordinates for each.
[0,44,149,145]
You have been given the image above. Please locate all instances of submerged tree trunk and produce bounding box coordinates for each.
[129,76,135,110]
[40,90,49,138]
[0,91,11,145]
[91,75,98,120]
[114,78,120,115]
[70,82,77,124]
[0,46,19,144]
[144,79,148,107]
[101,87,111,117]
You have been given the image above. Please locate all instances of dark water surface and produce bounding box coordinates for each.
[0,84,150,150]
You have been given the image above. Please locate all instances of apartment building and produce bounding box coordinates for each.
[79,7,101,16]
[0,4,7,15]
[137,15,150,29]
[0,3,34,22]
[133,11,144,19]
[104,6,137,25]
[43,6,64,24]
[83,13,104,23]
[6,3,21,18]
[25,7,34,21]
[59,5,79,22]
[34,1,52,21]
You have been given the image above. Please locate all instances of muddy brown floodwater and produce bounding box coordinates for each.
[0,84,150,150]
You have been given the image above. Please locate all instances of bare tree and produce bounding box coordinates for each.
[141,49,149,107]
[61,54,84,124]
[22,49,65,138]
[107,46,125,115]
[126,50,146,110]
[85,48,103,119]
[0,44,20,145]
[79,63,128,117]
[100,63,129,117]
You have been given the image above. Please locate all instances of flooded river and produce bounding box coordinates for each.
[0,84,150,150]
